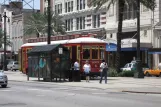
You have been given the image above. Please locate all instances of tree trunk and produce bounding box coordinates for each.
[115,0,125,72]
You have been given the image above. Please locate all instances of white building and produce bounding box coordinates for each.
[0,2,39,61]
[40,0,161,68]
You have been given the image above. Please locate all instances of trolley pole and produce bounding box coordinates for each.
[3,12,7,71]
[47,0,51,44]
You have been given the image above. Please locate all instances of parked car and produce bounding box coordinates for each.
[0,70,8,88]
[120,62,149,72]
[120,63,135,71]
[144,69,161,77]
[7,61,19,71]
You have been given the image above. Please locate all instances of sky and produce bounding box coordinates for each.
[0,0,40,9]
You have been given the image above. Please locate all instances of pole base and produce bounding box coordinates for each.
[134,60,144,78]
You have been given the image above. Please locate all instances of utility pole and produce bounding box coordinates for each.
[135,0,144,78]
[47,0,51,44]
[3,12,7,71]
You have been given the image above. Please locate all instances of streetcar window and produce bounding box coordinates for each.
[83,46,90,59]
[92,46,99,59]
[99,46,104,59]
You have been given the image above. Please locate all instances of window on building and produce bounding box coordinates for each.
[80,17,82,29]
[76,16,85,30]
[55,4,62,14]
[65,2,67,12]
[76,18,79,30]
[58,4,60,14]
[83,0,85,9]
[68,2,71,12]
[97,14,100,27]
[55,5,57,14]
[77,0,79,10]
[80,0,82,10]
[71,1,73,11]
[77,0,85,10]
[123,2,137,20]
[65,20,68,31]
[60,4,62,14]
[68,19,70,31]
[93,14,100,28]
[65,19,73,31]
[71,19,73,31]
[83,17,85,29]
[110,34,113,38]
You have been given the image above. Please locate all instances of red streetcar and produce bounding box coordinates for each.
[20,37,106,76]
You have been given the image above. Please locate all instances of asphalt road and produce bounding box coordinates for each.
[0,81,161,107]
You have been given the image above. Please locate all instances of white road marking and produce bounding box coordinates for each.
[92,93,107,95]
[27,89,40,91]
[0,90,12,92]
[67,93,76,96]
[55,88,69,90]
[36,95,45,97]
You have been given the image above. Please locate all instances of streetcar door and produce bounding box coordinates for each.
[72,46,77,63]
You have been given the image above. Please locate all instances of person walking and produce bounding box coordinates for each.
[99,59,108,84]
[83,60,91,82]
[73,60,80,82]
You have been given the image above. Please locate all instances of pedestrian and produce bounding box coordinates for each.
[83,60,91,82]
[99,59,108,84]
[73,60,80,82]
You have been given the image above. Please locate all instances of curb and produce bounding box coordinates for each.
[122,90,161,94]
[9,80,119,92]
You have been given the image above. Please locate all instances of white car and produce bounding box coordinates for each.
[0,70,8,88]
[120,63,134,71]
[7,61,19,71]
[120,62,149,71]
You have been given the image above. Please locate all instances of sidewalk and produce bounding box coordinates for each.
[4,71,161,94]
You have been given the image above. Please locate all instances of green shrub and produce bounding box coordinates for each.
[107,67,118,77]
[119,70,134,77]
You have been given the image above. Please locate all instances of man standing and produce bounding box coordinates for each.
[73,60,80,82]
[99,60,108,84]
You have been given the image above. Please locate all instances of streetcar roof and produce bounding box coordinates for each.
[67,37,106,44]
[21,37,106,47]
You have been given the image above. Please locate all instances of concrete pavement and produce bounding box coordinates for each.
[1,81,161,107]
[4,71,161,94]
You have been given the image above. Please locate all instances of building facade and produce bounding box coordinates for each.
[40,0,161,68]
[0,1,39,61]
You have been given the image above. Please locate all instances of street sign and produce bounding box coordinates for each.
[59,48,63,54]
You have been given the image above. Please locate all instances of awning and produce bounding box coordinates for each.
[106,44,148,51]
[148,48,161,54]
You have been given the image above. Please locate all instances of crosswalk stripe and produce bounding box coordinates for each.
[0,90,12,92]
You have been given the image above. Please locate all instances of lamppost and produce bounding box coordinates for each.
[47,0,51,44]
[3,12,7,71]
[135,0,144,78]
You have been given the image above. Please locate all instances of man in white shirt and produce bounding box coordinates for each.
[99,59,108,84]
[74,61,80,70]
[73,60,80,82]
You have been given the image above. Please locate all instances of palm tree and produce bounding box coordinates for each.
[0,29,11,48]
[91,0,155,72]
[24,12,66,37]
